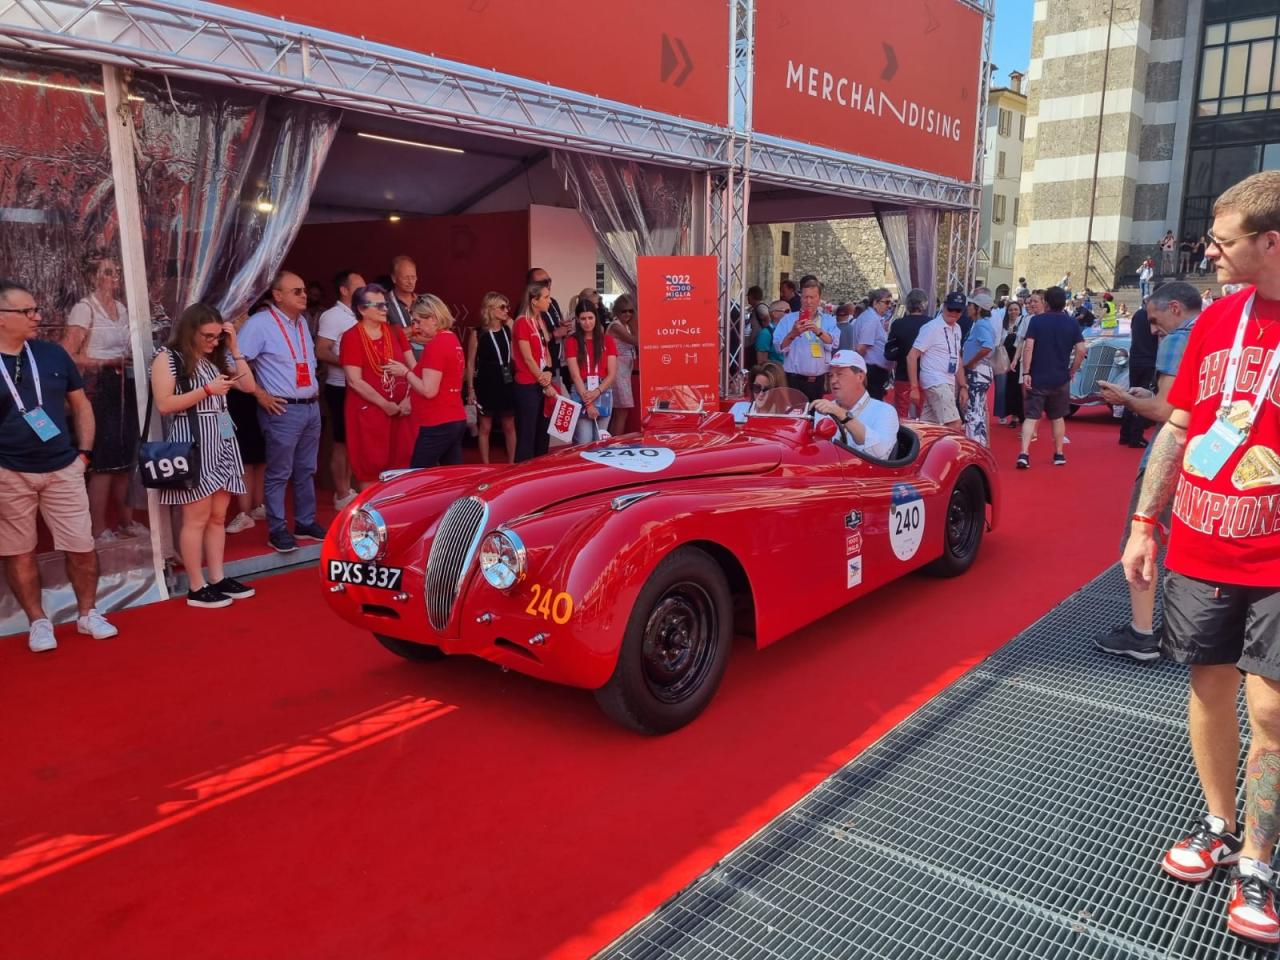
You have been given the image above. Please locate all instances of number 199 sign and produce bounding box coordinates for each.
[637,255,720,412]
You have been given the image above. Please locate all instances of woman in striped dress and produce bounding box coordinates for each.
[149,303,259,609]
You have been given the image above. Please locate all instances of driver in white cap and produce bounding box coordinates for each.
[811,350,900,459]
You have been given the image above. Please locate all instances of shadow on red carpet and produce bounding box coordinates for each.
[0,409,1142,960]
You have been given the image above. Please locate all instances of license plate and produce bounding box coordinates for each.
[327,559,404,591]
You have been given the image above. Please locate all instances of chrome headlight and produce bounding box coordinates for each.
[348,507,387,561]
[478,529,526,590]
[1114,348,1129,368]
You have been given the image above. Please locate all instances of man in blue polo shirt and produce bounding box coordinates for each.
[239,269,326,554]
[0,279,118,652]
[1094,281,1202,660]
[1016,285,1086,468]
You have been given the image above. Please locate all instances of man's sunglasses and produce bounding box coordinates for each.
[360,301,389,311]
[0,306,42,318]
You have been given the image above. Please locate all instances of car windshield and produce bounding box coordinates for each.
[746,387,811,419]
[648,386,708,414]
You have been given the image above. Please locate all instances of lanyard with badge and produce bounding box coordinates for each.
[269,307,312,389]
[0,343,61,441]
[581,339,603,393]
[946,324,960,375]
[1186,294,1280,480]
[490,328,513,384]
[802,311,824,359]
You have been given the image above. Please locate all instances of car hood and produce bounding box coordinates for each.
[476,429,782,518]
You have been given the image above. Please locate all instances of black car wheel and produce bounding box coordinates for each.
[375,633,446,661]
[924,468,985,578]
[594,546,732,734]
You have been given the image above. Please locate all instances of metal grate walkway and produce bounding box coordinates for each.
[599,564,1275,960]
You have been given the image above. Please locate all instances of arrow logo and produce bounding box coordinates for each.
[881,42,898,82]
[661,34,694,87]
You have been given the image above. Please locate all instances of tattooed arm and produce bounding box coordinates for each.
[1120,407,1191,590]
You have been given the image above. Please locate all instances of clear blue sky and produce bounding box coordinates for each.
[991,0,1034,82]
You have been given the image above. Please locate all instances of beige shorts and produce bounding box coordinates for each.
[0,458,94,556]
[922,383,961,425]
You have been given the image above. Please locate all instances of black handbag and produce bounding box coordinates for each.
[137,355,203,491]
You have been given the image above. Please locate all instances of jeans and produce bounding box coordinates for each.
[411,421,466,468]
[992,371,1007,419]
[257,401,321,536]
[573,415,605,444]
[513,382,550,462]
[1139,279,1151,300]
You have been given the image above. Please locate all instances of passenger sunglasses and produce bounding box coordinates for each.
[751,383,769,394]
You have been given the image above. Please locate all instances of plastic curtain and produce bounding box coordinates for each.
[0,52,160,635]
[874,205,912,301]
[552,151,694,293]
[215,102,341,320]
[130,77,266,338]
[908,207,940,312]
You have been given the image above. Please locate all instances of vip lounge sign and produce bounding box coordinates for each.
[219,0,729,126]
[752,0,985,183]
[637,256,720,414]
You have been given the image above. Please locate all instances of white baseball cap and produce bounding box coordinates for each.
[830,349,867,371]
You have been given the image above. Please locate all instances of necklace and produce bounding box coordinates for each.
[358,324,394,395]
[1254,306,1275,337]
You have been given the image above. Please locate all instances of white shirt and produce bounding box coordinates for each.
[840,391,900,460]
[66,296,130,361]
[852,308,889,369]
[911,316,963,390]
[1138,264,1154,281]
[316,301,357,386]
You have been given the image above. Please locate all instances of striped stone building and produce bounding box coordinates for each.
[1015,0,1280,291]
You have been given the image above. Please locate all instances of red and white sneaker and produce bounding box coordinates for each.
[1161,815,1242,882]
[1228,858,1280,945]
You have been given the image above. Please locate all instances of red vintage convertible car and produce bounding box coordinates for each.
[320,388,1000,733]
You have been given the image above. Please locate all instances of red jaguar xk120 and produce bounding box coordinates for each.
[320,388,1000,733]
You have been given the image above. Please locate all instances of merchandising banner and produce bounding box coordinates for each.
[637,256,720,412]
[217,0,729,127]
[752,0,984,183]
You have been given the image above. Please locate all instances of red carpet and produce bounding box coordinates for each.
[1,410,1141,960]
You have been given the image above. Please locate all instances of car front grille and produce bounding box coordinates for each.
[1072,342,1118,397]
[424,495,488,632]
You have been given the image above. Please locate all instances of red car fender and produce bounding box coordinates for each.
[918,435,1000,532]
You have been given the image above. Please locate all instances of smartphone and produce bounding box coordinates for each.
[227,372,247,382]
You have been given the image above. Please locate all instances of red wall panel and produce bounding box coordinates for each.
[285,211,530,329]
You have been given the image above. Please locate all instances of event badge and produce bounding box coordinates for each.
[947,360,958,375]
[295,362,312,388]
[502,367,513,384]
[586,375,600,392]
[218,410,236,440]
[1186,417,1246,481]
[810,340,823,359]
[23,406,61,442]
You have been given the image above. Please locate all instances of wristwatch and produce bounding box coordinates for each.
[840,413,854,426]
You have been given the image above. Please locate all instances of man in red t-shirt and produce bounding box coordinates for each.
[1123,171,1280,945]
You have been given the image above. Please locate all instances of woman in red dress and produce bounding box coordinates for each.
[338,284,416,482]
[397,294,468,467]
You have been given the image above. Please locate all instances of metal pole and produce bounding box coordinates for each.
[1083,0,1116,293]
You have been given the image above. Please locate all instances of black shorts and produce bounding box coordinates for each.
[1024,382,1070,421]
[324,384,347,444]
[1161,571,1280,680]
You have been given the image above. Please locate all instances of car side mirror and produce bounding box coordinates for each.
[814,416,838,441]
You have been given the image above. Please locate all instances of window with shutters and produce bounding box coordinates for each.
[993,194,1006,223]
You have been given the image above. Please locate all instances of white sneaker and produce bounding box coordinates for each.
[95,529,120,544]
[225,512,256,534]
[334,490,357,511]
[28,618,56,653]
[117,521,149,538]
[249,505,267,520]
[77,609,118,639]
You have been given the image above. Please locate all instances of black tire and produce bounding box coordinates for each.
[593,546,733,734]
[923,468,986,578]
[375,633,446,661]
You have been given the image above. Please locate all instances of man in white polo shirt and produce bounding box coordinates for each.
[812,350,900,459]
[906,290,968,429]
[315,269,364,512]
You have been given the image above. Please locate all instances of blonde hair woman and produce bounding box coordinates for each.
[465,292,516,463]
[512,281,557,461]
[392,295,468,468]
[606,293,638,434]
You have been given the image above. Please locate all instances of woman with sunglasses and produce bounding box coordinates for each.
[338,284,416,484]
[512,281,558,461]
[62,250,144,543]
[606,294,638,435]
[393,295,467,468]
[465,291,516,463]
[565,300,618,443]
[748,362,787,412]
[149,304,257,608]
